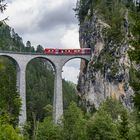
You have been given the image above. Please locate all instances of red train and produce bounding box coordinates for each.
[44,48,91,55]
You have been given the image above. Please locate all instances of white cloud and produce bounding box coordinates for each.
[61,27,80,48]
[4,0,41,32]
[2,0,79,49]
[22,26,67,48]
[1,0,81,84]
[3,0,78,33]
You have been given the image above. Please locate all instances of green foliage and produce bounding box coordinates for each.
[0,25,25,51]
[37,117,62,140]
[43,104,53,117]
[36,45,44,53]
[0,117,23,140]
[128,3,140,130]
[92,62,103,71]
[26,58,55,122]
[0,57,21,126]
[118,110,130,140]
[87,110,118,140]
[87,98,134,140]
[99,97,125,120]
[0,124,23,140]
[25,41,35,52]
[63,81,78,109]
[74,0,93,23]
[75,0,126,26]
[30,99,138,140]
[36,102,87,140]
[63,102,87,140]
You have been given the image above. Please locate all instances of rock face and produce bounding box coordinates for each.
[77,12,134,111]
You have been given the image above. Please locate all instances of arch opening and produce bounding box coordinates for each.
[62,57,89,109]
[26,57,55,124]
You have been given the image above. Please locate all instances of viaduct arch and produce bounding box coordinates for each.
[0,51,91,125]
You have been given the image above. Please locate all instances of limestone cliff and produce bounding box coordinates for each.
[76,1,134,111]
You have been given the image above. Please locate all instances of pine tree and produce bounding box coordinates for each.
[0,0,6,13]
[118,110,130,140]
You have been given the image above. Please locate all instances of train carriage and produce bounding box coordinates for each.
[44,48,91,55]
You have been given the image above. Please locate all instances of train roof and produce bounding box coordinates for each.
[44,48,91,50]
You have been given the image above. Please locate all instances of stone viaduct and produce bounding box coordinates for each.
[0,51,91,125]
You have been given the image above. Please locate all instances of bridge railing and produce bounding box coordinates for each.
[0,50,91,55]
[0,50,45,55]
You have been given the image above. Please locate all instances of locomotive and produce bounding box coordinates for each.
[44,48,91,55]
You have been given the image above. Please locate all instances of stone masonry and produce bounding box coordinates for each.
[0,51,90,126]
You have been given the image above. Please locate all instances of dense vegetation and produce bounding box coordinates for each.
[33,98,140,140]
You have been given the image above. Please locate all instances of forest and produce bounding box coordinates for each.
[0,0,140,140]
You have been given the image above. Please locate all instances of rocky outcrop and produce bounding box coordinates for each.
[77,11,134,111]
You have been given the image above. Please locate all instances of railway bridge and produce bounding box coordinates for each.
[0,51,91,125]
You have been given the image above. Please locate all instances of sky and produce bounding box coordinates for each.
[0,0,80,84]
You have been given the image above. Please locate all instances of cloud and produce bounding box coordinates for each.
[38,0,78,31]
[4,0,78,33]
[61,27,79,48]
[2,0,79,48]
[22,27,67,48]
[1,0,81,84]
[4,0,45,33]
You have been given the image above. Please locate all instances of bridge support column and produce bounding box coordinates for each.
[53,67,63,124]
[17,66,27,126]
